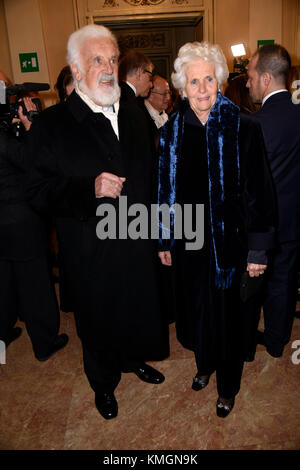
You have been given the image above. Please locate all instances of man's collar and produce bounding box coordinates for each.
[145,100,160,116]
[126,81,136,96]
[262,89,288,106]
[144,100,168,128]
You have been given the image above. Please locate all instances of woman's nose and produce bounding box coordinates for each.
[198,80,206,93]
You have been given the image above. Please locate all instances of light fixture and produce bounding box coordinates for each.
[231,43,249,74]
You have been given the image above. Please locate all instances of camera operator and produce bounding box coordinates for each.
[0,95,68,360]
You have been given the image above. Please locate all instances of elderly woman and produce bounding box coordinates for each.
[158,42,276,417]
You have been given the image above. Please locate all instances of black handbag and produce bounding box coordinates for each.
[240,271,265,302]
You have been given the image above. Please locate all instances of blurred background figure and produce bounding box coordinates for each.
[54,65,74,103]
[225,73,256,114]
[140,75,170,149]
[288,65,300,104]
[52,65,75,312]
[0,69,12,86]
[0,97,68,359]
[166,83,180,115]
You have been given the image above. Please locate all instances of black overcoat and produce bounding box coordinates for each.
[26,90,169,360]
[157,105,276,363]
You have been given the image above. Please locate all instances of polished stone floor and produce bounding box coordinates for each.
[0,291,299,451]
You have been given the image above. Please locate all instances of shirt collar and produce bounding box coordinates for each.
[262,89,288,106]
[145,100,168,128]
[126,81,137,96]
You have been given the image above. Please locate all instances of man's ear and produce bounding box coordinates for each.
[262,72,272,87]
[136,67,143,81]
[70,64,82,83]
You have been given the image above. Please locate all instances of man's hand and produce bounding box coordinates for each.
[247,262,267,277]
[158,251,172,266]
[95,172,126,198]
[14,97,37,131]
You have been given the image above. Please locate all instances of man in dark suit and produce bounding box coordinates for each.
[118,49,154,104]
[247,44,300,357]
[26,25,168,420]
[0,98,68,360]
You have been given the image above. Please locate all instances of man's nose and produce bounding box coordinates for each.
[103,60,114,74]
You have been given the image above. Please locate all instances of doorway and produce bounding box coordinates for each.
[97,16,203,80]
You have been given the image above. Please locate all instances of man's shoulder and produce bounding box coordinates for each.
[119,81,136,103]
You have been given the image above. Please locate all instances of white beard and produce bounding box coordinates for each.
[78,74,120,106]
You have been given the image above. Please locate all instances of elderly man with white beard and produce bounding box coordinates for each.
[26,24,169,420]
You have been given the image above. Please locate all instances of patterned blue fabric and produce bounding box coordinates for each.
[157,92,240,289]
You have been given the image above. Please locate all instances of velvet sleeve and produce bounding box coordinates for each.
[157,112,183,251]
[238,114,277,251]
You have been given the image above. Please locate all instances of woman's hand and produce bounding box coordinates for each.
[247,263,267,277]
[158,251,172,266]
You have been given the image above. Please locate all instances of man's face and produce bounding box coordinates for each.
[137,65,154,98]
[73,37,120,106]
[148,77,170,113]
[246,55,265,103]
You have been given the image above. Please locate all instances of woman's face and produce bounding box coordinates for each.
[183,59,218,120]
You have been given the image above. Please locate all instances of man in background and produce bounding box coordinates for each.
[118,49,154,103]
[247,44,300,357]
[140,75,170,149]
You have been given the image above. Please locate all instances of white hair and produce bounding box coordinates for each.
[67,24,119,71]
[171,41,229,92]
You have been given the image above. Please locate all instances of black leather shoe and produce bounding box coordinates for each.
[5,327,22,347]
[95,392,118,420]
[35,334,69,362]
[131,363,165,384]
[192,373,210,391]
[216,397,235,418]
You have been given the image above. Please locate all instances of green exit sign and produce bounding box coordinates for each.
[19,52,39,73]
[257,39,275,48]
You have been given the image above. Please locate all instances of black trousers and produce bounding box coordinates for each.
[262,239,300,353]
[194,353,244,399]
[82,343,144,394]
[0,256,60,357]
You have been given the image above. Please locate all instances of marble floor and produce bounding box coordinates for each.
[0,290,299,451]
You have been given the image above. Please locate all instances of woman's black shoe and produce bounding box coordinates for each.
[192,373,210,391]
[216,396,235,418]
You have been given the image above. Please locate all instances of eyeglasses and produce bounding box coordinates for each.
[143,69,153,81]
[151,90,171,97]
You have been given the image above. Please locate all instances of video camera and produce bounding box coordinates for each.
[0,81,50,132]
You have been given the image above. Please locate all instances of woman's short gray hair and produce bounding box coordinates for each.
[67,24,119,71]
[171,41,229,92]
